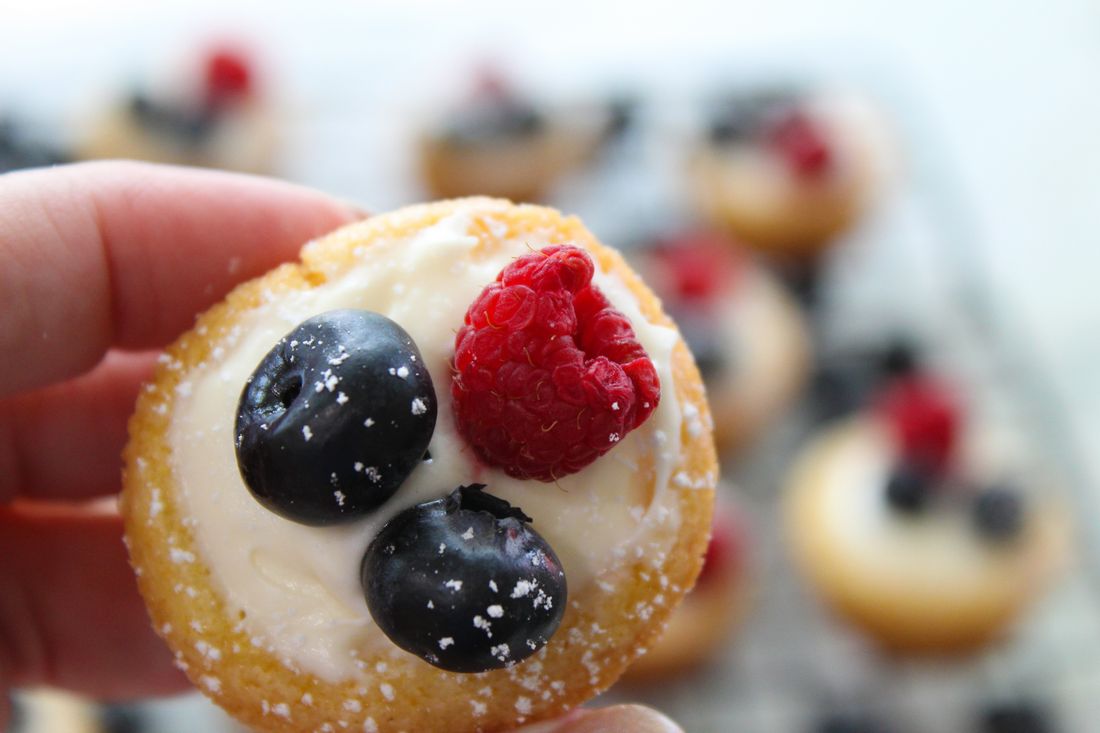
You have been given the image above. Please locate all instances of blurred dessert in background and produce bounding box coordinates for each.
[8,689,100,733]
[417,68,609,201]
[0,116,70,173]
[621,496,750,683]
[79,43,278,174]
[784,348,1067,653]
[687,87,889,266]
[636,230,810,454]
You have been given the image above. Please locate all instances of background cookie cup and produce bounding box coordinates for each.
[120,197,716,733]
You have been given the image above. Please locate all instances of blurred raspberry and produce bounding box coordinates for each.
[650,230,745,303]
[876,374,960,476]
[452,245,660,481]
[204,46,253,107]
[767,109,831,178]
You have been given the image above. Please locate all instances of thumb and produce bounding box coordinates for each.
[520,704,684,733]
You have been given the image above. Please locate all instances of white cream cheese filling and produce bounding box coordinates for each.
[168,209,695,681]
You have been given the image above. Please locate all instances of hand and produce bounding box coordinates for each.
[0,162,682,733]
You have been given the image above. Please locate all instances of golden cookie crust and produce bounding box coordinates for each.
[619,550,748,683]
[121,198,716,732]
[784,418,1065,654]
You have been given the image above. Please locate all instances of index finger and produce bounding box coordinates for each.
[0,161,361,396]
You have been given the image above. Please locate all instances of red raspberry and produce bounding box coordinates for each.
[452,245,661,481]
[651,230,745,303]
[204,47,253,108]
[876,374,960,477]
[767,109,831,179]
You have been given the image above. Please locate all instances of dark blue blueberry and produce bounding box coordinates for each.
[362,484,567,673]
[128,91,216,145]
[980,700,1054,733]
[8,693,25,732]
[972,486,1025,543]
[884,461,932,514]
[814,711,893,733]
[98,704,145,733]
[442,100,544,146]
[236,310,436,525]
[877,338,919,381]
[809,363,870,425]
[707,88,799,145]
[603,94,638,143]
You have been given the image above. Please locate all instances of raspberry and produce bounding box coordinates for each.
[766,109,831,179]
[651,230,745,303]
[876,374,959,477]
[204,47,253,108]
[452,245,660,481]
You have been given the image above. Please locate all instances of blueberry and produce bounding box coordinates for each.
[809,363,870,424]
[443,100,544,145]
[814,710,893,733]
[884,461,932,514]
[235,310,436,525]
[98,704,145,733]
[8,694,25,732]
[603,94,637,142]
[972,486,1025,543]
[707,88,799,145]
[128,91,216,145]
[362,484,567,673]
[876,338,919,381]
[981,700,1054,733]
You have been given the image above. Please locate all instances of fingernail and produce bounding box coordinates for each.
[337,199,371,221]
[562,705,683,733]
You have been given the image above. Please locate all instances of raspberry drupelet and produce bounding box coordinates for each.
[452,245,660,481]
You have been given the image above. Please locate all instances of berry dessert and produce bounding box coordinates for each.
[637,230,810,453]
[121,198,717,732]
[79,44,277,174]
[783,362,1066,653]
[686,88,889,260]
[620,495,750,682]
[417,69,607,202]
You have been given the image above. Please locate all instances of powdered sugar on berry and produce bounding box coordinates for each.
[166,204,698,685]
